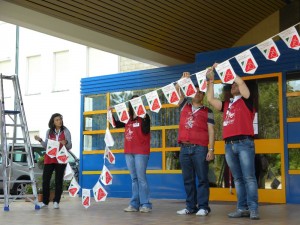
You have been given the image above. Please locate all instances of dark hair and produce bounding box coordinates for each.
[128,95,139,119]
[48,113,65,134]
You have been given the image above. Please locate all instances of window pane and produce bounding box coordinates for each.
[165,129,179,147]
[27,55,41,95]
[287,72,300,118]
[150,130,162,148]
[83,134,105,150]
[84,94,107,111]
[287,96,300,117]
[287,72,300,92]
[166,151,180,170]
[84,114,106,131]
[288,148,300,170]
[53,51,69,91]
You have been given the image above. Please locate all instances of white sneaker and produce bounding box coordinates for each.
[176,208,192,215]
[39,202,48,209]
[140,207,152,213]
[124,205,138,212]
[53,202,59,209]
[196,209,208,216]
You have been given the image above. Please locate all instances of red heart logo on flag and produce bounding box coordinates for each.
[121,110,128,121]
[108,152,115,163]
[137,105,145,116]
[170,91,179,103]
[151,98,160,111]
[106,171,112,184]
[245,58,256,72]
[201,80,207,91]
[69,187,78,196]
[224,69,235,83]
[48,148,57,157]
[290,35,300,48]
[186,84,196,96]
[83,196,90,206]
[97,188,106,201]
[268,46,279,59]
[57,155,68,163]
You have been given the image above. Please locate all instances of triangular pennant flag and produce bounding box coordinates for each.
[177,77,197,98]
[82,189,91,209]
[56,145,69,164]
[195,69,208,92]
[68,177,80,197]
[162,84,180,105]
[215,61,236,84]
[279,26,300,50]
[107,109,116,128]
[129,96,146,118]
[46,139,60,158]
[104,146,116,164]
[93,181,108,202]
[114,102,129,124]
[104,128,115,147]
[64,163,74,180]
[100,165,113,185]
[145,90,162,113]
[235,50,258,74]
[257,38,280,62]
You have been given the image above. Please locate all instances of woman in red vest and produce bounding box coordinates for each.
[110,95,152,213]
[34,113,72,209]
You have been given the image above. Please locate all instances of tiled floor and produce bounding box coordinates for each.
[1,196,299,225]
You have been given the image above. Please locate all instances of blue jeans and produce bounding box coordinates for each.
[125,154,152,209]
[179,145,210,213]
[225,139,258,211]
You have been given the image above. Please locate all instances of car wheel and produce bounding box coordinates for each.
[12,179,30,195]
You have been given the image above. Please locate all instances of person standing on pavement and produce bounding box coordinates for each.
[176,72,215,216]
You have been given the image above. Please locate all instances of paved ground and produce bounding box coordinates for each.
[0,196,299,225]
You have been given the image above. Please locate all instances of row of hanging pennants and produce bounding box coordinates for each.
[45,22,300,209]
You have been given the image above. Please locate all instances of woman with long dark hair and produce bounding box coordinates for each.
[34,113,72,209]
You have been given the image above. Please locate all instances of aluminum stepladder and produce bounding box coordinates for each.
[0,73,39,211]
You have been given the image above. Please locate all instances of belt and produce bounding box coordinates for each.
[225,135,253,144]
[179,142,199,147]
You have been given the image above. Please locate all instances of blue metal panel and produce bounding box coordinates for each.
[286,175,300,204]
[287,122,300,143]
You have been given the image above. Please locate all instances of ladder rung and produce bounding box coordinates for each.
[0,74,15,79]
[8,151,29,155]
[5,124,22,127]
[8,180,35,184]
[6,137,25,141]
[4,110,20,115]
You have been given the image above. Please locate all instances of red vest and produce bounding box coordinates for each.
[223,99,254,139]
[178,103,209,146]
[44,131,65,164]
[124,117,150,154]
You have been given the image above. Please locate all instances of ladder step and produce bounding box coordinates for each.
[5,124,22,127]
[4,110,20,115]
[8,180,35,184]
[6,137,25,141]
[8,151,29,155]
[0,74,15,80]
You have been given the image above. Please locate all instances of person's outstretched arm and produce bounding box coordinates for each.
[206,66,222,111]
[235,75,250,99]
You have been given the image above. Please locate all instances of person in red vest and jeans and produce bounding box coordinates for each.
[176,72,215,216]
[207,66,259,220]
[109,95,152,213]
[34,113,72,209]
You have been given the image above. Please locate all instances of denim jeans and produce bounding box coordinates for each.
[125,154,152,209]
[179,145,210,213]
[225,139,258,211]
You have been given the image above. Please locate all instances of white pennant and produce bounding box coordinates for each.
[129,96,146,118]
[195,70,208,92]
[235,50,258,74]
[162,84,180,105]
[93,181,108,202]
[107,109,116,128]
[279,26,300,50]
[100,165,113,185]
[46,139,60,158]
[104,146,116,164]
[68,177,80,197]
[215,61,236,84]
[145,90,162,113]
[56,145,69,164]
[64,163,74,180]
[257,38,280,62]
[104,128,115,147]
[114,102,129,124]
[82,189,91,209]
[177,77,197,98]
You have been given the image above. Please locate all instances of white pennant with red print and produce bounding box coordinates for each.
[162,84,180,105]
[215,61,237,84]
[56,145,69,164]
[104,146,116,164]
[257,38,280,62]
[100,165,113,185]
[177,77,197,98]
[68,177,80,197]
[235,50,258,74]
[129,96,146,118]
[64,163,74,180]
[279,26,300,50]
[82,189,91,209]
[107,109,116,128]
[115,102,129,124]
[145,90,162,113]
[46,139,60,158]
[195,70,208,92]
[93,181,108,202]
[104,128,115,147]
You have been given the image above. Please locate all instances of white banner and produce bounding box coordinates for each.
[46,139,59,158]
[104,146,116,164]
[162,84,180,105]
[257,38,280,62]
[235,50,258,74]
[93,181,108,202]
[56,145,69,164]
[82,189,91,209]
[68,177,80,197]
[114,102,129,124]
[107,109,116,128]
[104,128,115,147]
[130,96,147,118]
[177,77,197,98]
[215,60,236,84]
[100,165,113,185]
[145,90,162,113]
[279,26,300,50]
[195,70,208,92]
[64,163,74,180]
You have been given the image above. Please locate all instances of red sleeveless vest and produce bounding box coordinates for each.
[178,103,209,146]
[223,99,254,139]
